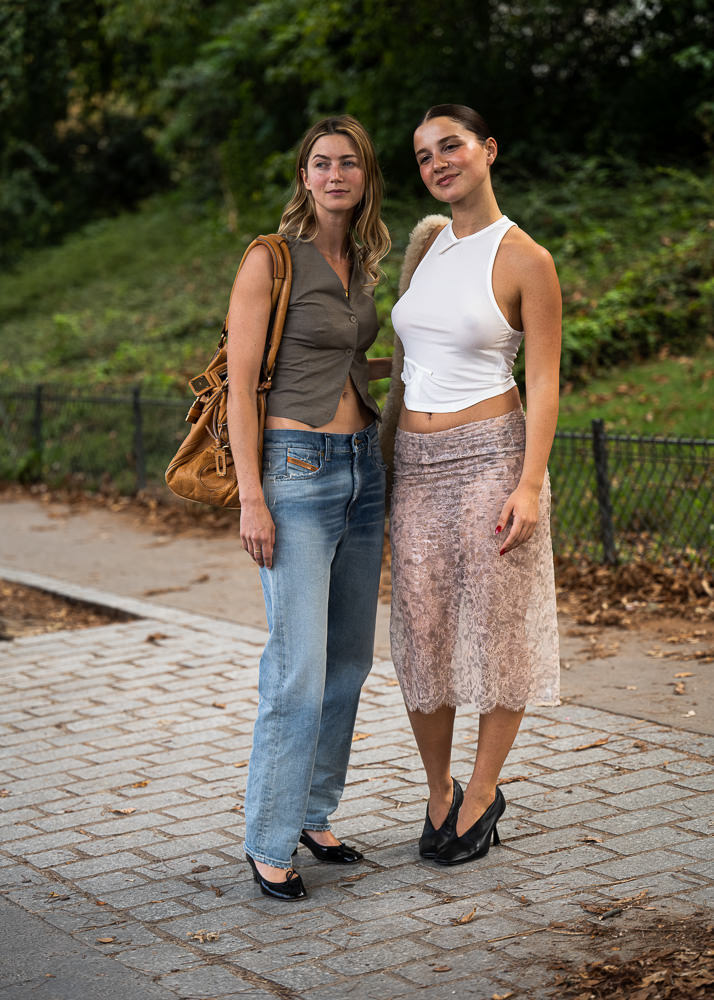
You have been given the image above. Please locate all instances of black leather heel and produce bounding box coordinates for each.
[434,786,505,866]
[298,830,363,864]
[419,778,464,859]
[246,853,307,900]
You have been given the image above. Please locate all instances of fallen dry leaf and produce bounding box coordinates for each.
[493,993,514,1000]
[96,937,115,944]
[351,732,370,742]
[433,966,451,973]
[497,775,529,785]
[0,789,9,797]
[132,780,149,788]
[672,681,686,695]
[111,807,136,816]
[233,760,249,768]
[209,884,223,897]
[573,736,610,751]
[191,864,210,874]
[187,929,220,943]
[674,671,694,678]
[452,906,477,925]
[580,835,603,844]
[145,632,169,643]
[211,701,226,709]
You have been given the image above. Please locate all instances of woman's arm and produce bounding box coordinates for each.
[497,242,562,555]
[226,244,276,568]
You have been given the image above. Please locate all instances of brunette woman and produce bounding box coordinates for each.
[381,104,560,865]
[227,116,390,898]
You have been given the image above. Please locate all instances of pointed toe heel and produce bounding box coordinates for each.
[419,778,464,859]
[434,786,506,866]
[246,853,307,900]
[298,830,363,864]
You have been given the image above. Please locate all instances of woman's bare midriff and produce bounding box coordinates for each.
[398,385,521,434]
[265,376,373,434]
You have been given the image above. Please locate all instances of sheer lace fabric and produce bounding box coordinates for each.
[390,410,560,714]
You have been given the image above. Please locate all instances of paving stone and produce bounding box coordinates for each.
[514,844,615,874]
[662,793,714,818]
[420,913,529,950]
[332,887,437,922]
[600,784,694,811]
[116,943,197,974]
[592,767,678,794]
[599,826,703,856]
[395,948,498,987]
[663,759,714,776]
[301,971,415,999]
[230,935,337,974]
[158,963,258,997]
[587,806,684,835]
[319,913,426,949]
[127,899,195,921]
[678,816,714,834]
[597,870,707,900]
[519,799,613,828]
[512,869,604,903]
[589,847,699,880]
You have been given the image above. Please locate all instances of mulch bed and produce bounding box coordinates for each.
[550,912,714,999]
[0,580,132,640]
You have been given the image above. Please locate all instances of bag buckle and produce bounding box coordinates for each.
[190,374,211,394]
[214,446,228,477]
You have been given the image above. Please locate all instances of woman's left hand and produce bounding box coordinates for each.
[496,485,540,556]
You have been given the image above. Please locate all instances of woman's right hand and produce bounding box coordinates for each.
[239,499,275,568]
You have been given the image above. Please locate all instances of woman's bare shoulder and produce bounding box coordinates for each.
[500,225,556,276]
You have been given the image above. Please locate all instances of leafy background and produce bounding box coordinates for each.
[1,0,712,437]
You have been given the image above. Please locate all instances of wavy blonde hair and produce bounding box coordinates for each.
[279,115,390,284]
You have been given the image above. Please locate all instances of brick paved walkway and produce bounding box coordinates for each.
[1,567,713,999]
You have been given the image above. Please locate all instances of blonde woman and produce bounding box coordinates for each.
[226,116,390,899]
[382,104,560,865]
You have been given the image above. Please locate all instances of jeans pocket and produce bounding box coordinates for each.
[282,446,324,479]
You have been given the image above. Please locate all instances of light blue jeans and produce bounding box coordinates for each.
[244,423,386,868]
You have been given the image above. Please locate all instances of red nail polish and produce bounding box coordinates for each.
[499,548,506,556]
[495,526,502,534]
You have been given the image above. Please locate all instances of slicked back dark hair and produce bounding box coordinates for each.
[419,104,491,142]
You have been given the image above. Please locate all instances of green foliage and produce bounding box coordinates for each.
[3,0,714,260]
[1,161,712,443]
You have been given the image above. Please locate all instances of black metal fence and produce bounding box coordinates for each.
[1,384,712,571]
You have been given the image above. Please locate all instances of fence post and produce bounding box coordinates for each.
[132,385,146,492]
[32,383,44,480]
[591,418,617,565]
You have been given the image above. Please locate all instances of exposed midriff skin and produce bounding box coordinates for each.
[266,375,373,434]
[398,384,521,433]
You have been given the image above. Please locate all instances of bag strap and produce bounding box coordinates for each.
[217,233,292,350]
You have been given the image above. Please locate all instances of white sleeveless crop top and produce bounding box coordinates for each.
[391,215,523,413]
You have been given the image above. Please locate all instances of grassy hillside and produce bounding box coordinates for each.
[1,163,712,437]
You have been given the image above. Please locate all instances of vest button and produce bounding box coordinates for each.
[349,315,357,323]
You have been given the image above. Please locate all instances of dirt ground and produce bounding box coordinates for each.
[0,579,131,640]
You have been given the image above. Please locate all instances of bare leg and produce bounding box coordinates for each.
[407,705,457,828]
[457,705,524,836]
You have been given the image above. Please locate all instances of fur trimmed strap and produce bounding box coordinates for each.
[379,215,450,492]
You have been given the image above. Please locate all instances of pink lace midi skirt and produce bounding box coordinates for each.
[390,409,560,714]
